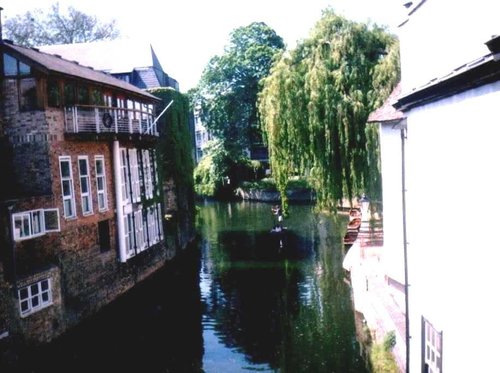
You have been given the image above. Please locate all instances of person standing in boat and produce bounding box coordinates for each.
[272,204,283,228]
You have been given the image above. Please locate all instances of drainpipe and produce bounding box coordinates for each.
[6,204,17,291]
[113,140,127,262]
[401,122,410,373]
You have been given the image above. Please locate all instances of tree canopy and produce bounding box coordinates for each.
[4,3,119,46]
[196,21,285,156]
[258,10,400,211]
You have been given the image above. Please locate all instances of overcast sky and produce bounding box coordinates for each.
[0,0,405,92]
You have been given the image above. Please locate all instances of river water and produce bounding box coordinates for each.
[5,201,368,373]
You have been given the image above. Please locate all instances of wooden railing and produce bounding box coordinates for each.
[64,105,158,136]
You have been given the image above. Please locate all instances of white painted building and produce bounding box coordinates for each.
[367,83,406,311]
[392,1,500,371]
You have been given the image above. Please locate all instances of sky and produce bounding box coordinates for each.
[0,0,405,92]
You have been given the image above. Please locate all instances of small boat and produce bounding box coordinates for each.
[347,217,361,231]
[343,230,358,247]
[349,208,361,219]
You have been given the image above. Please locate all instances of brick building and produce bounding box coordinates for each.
[0,40,175,345]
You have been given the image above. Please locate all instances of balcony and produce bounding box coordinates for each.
[64,105,158,137]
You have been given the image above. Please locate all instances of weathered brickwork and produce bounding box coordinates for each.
[0,70,192,347]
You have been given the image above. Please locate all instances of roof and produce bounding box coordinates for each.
[395,53,500,111]
[367,83,404,123]
[4,41,159,101]
[39,39,162,75]
[134,67,162,89]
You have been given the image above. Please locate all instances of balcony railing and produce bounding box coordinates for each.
[64,105,158,137]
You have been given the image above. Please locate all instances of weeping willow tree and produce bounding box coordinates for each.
[258,10,400,212]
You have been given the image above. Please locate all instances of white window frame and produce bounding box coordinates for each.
[59,156,76,218]
[129,149,141,203]
[120,149,130,203]
[78,156,93,216]
[95,155,108,211]
[142,150,153,199]
[12,208,60,241]
[18,278,53,317]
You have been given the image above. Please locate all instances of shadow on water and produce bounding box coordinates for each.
[3,245,204,373]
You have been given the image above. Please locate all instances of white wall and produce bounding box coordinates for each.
[379,121,405,284]
[405,81,500,372]
[399,0,500,92]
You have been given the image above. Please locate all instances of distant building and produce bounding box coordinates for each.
[193,107,212,163]
[0,40,173,345]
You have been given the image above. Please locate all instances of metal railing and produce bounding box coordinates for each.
[64,105,157,136]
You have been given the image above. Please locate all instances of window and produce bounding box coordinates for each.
[142,150,153,199]
[78,156,93,215]
[59,156,76,218]
[64,81,76,106]
[129,149,140,202]
[422,317,443,373]
[98,220,111,253]
[19,78,37,111]
[47,79,61,107]
[120,149,130,202]
[3,54,31,77]
[95,156,108,211]
[77,85,90,105]
[3,54,18,76]
[12,209,60,241]
[18,279,53,317]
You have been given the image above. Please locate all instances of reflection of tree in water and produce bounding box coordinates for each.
[202,210,367,372]
[205,232,304,368]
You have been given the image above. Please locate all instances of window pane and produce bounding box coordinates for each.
[41,280,49,291]
[79,159,88,175]
[47,79,61,107]
[19,288,28,299]
[19,61,31,75]
[62,180,72,196]
[31,211,42,235]
[3,54,18,76]
[30,284,39,295]
[31,295,39,307]
[64,200,73,217]
[81,178,89,193]
[44,209,60,231]
[96,160,103,174]
[64,82,76,105]
[21,300,29,312]
[60,161,70,177]
[42,292,49,302]
[20,78,37,111]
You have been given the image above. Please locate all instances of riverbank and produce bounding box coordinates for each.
[343,219,406,372]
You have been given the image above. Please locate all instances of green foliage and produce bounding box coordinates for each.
[4,3,119,47]
[258,9,400,211]
[370,333,399,373]
[383,330,397,352]
[195,22,285,157]
[149,88,194,192]
[193,139,258,198]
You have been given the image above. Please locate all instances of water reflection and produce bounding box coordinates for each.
[197,201,367,372]
[3,201,367,373]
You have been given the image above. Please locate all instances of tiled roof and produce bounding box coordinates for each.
[367,83,404,123]
[5,42,159,101]
[134,68,161,89]
[38,40,159,74]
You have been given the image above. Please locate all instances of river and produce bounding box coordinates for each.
[5,201,368,373]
